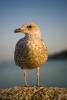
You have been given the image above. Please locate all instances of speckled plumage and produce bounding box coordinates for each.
[14,22,48,86]
[14,36,48,69]
[14,22,48,69]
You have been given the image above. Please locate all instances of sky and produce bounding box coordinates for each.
[0,0,67,62]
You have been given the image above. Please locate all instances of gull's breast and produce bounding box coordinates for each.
[14,38,48,69]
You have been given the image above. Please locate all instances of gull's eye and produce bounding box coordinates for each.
[27,25,32,29]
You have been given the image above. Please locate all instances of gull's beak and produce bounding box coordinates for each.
[14,28,22,33]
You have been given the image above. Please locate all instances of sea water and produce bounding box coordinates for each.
[0,60,67,88]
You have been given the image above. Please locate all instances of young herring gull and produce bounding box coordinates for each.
[14,22,48,86]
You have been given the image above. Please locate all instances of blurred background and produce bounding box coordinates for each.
[0,0,67,88]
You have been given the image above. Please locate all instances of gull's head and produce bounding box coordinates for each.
[14,22,41,38]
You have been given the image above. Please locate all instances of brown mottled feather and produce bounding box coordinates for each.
[14,23,48,69]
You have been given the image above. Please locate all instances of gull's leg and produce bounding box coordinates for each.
[36,67,40,86]
[24,69,28,86]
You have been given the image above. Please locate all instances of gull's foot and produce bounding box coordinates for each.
[24,84,29,87]
[36,83,40,87]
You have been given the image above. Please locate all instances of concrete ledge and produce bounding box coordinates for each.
[0,86,67,100]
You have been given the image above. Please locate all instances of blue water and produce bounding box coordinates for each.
[0,60,67,88]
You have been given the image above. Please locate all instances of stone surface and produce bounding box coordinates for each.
[0,86,67,100]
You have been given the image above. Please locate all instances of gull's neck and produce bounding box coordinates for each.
[25,31,41,39]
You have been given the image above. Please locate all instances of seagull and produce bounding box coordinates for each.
[14,22,48,86]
